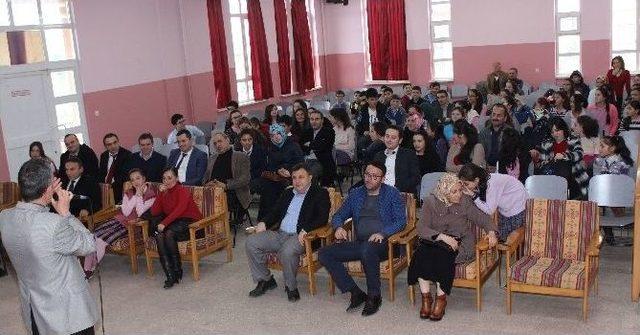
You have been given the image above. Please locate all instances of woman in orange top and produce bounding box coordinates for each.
[151,167,203,288]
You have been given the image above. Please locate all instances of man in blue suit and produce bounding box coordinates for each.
[166,129,208,186]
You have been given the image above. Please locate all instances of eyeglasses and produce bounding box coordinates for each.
[364,172,383,180]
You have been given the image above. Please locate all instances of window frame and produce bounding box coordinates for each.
[429,0,454,82]
[611,0,639,74]
[227,0,254,105]
[555,0,582,78]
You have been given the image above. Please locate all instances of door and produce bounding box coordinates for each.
[0,71,59,181]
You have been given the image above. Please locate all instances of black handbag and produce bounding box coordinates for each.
[420,236,459,254]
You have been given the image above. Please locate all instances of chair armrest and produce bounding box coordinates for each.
[588,232,602,257]
[477,238,490,251]
[392,229,417,245]
[305,225,332,241]
[91,206,120,225]
[497,227,525,253]
[340,218,353,232]
[188,216,218,232]
[0,202,17,211]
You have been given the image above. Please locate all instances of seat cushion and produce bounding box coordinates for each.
[146,229,227,255]
[454,249,498,280]
[110,232,144,253]
[346,256,406,273]
[266,251,319,268]
[510,256,586,290]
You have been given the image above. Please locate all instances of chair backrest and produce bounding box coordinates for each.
[0,181,19,205]
[99,183,115,208]
[153,137,164,146]
[522,82,532,95]
[524,175,568,200]
[196,121,214,135]
[451,84,469,98]
[131,144,140,153]
[400,192,417,230]
[523,199,598,261]
[588,174,635,207]
[420,172,446,201]
[157,144,174,158]
[311,101,331,112]
[327,187,343,222]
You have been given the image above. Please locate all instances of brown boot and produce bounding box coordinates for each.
[419,293,433,319]
[429,294,447,321]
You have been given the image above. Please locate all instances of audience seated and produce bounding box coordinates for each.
[505,94,534,135]
[148,167,203,289]
[374,125,420,195]
[619,100,640,132]
[423,81,440,105]
[408,173,497,321]
[385,94,407,128]
[59,133,100,184]
[291,108,311,143]
[630,87,640,104]
[550,90,571,119]
[497,127,529,182]
[410,85,426,106]
[423,89,453,123]
[278,115,298,144]
[238,129,267,193]
[454,100,479,129]
[574,115,600,174]
[356,88,388,138]
[129,133,167,183]
[359,121,387,165]
[301,110,337,187]
[83,168,155,278]
[203,132,251,223]
[330,108,356,161]
[586,87,619,136]
[478,104,517,169]
[319,161,406,316]
[467,88,487,119]
[447,120,486,173]
[607,55,631,110]
[29,141,57,175]
[98,133,132,203]
[167,113,204,149]
[257,124,304,220]
[166,129,208,186]
[261,104,281,138]
[530,117,589,199]
[62,157,102,217]
[426,119,449,165]
[458,164,527,241]
[486,62,508,95]
[570,70,591,99]
[442,106,466,143]
[567,93,587,129]
[380,86,393,108]
[587,75,606,105]
[507,67,524,93]
[401,83,413,109]
[412,132,443,175]
[245,163,330,302]
[332,90,349,109]
[402,105,428,149]
[350,91,365,120]
[225,109,243,145]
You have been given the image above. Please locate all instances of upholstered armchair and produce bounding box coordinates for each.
[506,199,601,321]
[329,193,417,301]
[140,184,232,281]
[81,183,115,231]
[265,188,342,295]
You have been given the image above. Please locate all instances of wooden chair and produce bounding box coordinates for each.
[407,225,500,312]
[140,184,232,281]
[81,183,115,231]
[264,188,342,295]
[0,182,19,211]
[84,182,146,274]
[329,193,417,301]
[506,199,601,321]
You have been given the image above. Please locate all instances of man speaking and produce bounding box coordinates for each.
[0,159,97,335]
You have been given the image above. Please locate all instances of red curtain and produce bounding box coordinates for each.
[207,0,232,108]
[290,0,316,92]
[273,0,291,95]
[247,0,274,100]
[366,0,408,80]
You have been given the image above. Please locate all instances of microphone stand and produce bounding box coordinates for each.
[84,197,106,335]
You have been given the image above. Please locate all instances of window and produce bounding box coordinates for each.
[611,0,638,72]
[429,0,453,81]
[555,0,581,77]
[228,0,253,104]
[1,0,88,147]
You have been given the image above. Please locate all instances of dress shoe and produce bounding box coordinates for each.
[419,293,433,319]
[285,286,300,302]
[346,291,367,312]
[429,294,447,321]
[84,270,94,281]
[361,295,382,316]
[249,276,277,297]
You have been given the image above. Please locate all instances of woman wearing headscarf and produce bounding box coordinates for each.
[407,173,497,321]
[256,124,304,220]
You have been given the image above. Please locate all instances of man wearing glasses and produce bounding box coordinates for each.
[318,161,407,317]
[167,113,205,149]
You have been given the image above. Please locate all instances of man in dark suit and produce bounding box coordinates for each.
[62,157,102,217]
[129,132,167,183]
[356,88,388,138]
[245,163,330,302]
[301,110,337,187]
[166,129,207,186]
[238,129,267,189]
[97,133,132,203]
[422,89,454,123]
[374,125,420,195]
[59,134,99,184]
